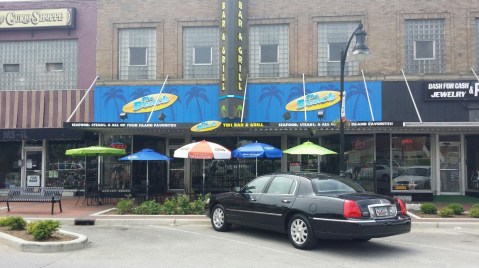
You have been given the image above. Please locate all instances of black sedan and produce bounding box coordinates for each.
[205,172,411,250]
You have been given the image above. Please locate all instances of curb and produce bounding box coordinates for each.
[412,221,479,229]
[0,229,88,253]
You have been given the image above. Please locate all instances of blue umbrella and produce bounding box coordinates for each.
[119,149,171,199]
[232,142,282,176]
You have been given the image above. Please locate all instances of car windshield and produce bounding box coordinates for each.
[311,178,363,195]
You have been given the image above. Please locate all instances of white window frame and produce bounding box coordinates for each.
[193,46,213,65]
[260,44,279,64]
[129,47,148,66]
[414,40,435,60]
[46,63,64,72]
[327,42,347,62]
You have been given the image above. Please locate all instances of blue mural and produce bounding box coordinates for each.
[94,81,382,123]
[94,85,219,123]
[246,81,382,122]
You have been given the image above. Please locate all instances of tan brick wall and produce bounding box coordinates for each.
[97,0,479,82]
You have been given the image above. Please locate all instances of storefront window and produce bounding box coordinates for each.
[344,135,375,192]
[391,135,431,192]
[100,135,132,190]
[47,141,86,189]
[0,142,22,188]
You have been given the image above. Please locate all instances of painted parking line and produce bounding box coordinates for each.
[0,207,8,210]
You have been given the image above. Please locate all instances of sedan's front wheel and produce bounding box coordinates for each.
[288,214,317,250]
[211,204,231,232]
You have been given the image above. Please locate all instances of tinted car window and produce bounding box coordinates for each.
[266,176,296,195]
[311,178,363,194]
[243,176,272,193]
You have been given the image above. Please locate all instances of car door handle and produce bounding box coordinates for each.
[282,200,291,203]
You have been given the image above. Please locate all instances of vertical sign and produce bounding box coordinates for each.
[219,0,248,119]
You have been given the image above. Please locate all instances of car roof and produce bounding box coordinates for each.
[263,172,341,180]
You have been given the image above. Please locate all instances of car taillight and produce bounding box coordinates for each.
[395,197,407,215]
[343,200,362,218]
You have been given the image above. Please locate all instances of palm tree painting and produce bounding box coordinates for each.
[236,105,243,118]
[346,83,373,120]
[221,104,227,118]
[103,87,127,121]
[130,87,152,121]
[286,85,312,120]
[258,85,284,120]
[185,86,209,121]
[163,87,181,121]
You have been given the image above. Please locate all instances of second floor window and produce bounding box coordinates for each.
[119,28,156,80]
[194,46,212,65]
[318,21,360,77]
[3,64,19,73]
[405,19,445,74]
[129,47,147,66]
[249,24,289,78]
[183,27,218,79]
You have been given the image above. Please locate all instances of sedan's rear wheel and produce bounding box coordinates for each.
[288,214,317,250]
[211,204,231,232]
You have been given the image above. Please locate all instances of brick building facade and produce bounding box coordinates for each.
[3,0,479,199]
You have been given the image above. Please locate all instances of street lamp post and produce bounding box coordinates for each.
[339,22,370,177]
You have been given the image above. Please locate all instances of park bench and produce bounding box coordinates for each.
[1,187,63,215]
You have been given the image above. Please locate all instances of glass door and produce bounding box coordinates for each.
[168,147,184,191]
[25,149,43,187]
[439,142,461,194]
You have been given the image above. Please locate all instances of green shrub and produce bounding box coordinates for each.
[470,207,479,218]
[175,194,192,215]
[161,197,177,215]
[0,216,27,230]
[188,194,211,215]
[439,208,455,218]
[420,203,437,214]
[471,204,479,210]
[134,200,162,215]
[26,220,61,241]
[447,203,464,215]
[116,197,135,215]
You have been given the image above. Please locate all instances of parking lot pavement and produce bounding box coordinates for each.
[1,224,479,268]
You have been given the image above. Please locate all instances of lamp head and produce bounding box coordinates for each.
[283,112,291,121]
[352,25,370,61]
[119,112,128,120]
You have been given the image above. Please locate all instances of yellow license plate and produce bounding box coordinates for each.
[394,185,407,190]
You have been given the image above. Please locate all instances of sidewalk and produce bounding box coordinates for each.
[1,197,479,228]
[0,196,210,226]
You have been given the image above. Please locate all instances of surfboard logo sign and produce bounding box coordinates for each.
[191,121,222,132]
[285,90,340,111]
[122,93,178,113]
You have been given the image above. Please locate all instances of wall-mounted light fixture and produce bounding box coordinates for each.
[283,112,291,121]
[119,112,128,120]
[317,109,324,120]
[158,112,166,122]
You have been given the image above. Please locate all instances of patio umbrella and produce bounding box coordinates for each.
[173,140,231,194]
[283,141,337,155]
[283,141,337,172]
[65,146,126,157]
[65,146,126,205]
[119,148,171,200]
[232,142,282,177]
